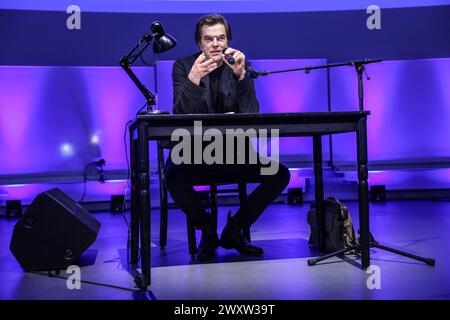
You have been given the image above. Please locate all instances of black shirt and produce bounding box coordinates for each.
[209,64,225,114]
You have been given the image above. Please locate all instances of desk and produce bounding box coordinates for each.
[129,111,371,288]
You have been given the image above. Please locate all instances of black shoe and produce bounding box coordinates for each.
[197,229,219,261]
[219,212,263,256]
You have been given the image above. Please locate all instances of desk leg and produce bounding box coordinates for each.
[313,135,325,252]
[138,121,151,287]
[130,133,139,265]
[357,118,370,269]
[157,141,168,248]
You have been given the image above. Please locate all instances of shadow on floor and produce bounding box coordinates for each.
[118,237,319,268]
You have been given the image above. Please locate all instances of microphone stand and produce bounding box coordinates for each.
[120,35,167,114]
[250,59,383,112]
[251,58,436,268]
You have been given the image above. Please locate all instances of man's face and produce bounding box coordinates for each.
[198,23,228,64]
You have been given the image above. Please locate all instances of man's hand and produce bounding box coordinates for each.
[188,53,218,86]
[222,47,246,81]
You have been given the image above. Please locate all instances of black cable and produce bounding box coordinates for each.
[138,38,159,106]
[128,35,159,67]
[122,100,150,264]
[79,160,107,203]
[129,35,147,61]
[121,119,134,229]
[123,118,143,264]
[128,36,159,112]
[153,37,162,66]
[79,163,96,203]
[139,48,148,66]
[139,38,161,67]
[135,100,149,117]
[80,168,88,203]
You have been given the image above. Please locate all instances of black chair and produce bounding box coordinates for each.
[156,140,251,260]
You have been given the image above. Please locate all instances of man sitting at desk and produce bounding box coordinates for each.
[165,14,290,260]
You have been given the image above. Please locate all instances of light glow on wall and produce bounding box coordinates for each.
[1,58,449,202]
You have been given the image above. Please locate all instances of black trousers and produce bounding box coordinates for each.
[164,159,291,230]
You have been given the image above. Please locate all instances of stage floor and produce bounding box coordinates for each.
[1,200,449,300]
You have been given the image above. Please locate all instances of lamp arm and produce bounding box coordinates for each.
[119,34,156,107]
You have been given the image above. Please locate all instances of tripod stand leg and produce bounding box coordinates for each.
[371,243,435,266]
[307,244,360,266]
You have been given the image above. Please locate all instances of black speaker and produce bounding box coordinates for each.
[10,188,101,271]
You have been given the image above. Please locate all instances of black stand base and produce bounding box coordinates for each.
[307,241,435,268]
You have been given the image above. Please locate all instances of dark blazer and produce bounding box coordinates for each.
[172,52,259,114]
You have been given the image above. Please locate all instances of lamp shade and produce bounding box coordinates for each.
[153,33,177,53]
[151,21,177,53]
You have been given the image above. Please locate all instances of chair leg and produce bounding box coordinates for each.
[238,183,247,203]
[210,185,218,232]
[186,216,197,260]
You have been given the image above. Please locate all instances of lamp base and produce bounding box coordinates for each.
[141,109,170,115]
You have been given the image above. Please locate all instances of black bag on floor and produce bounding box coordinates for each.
[307,197,358,253]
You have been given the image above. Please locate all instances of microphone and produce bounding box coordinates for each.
[98,167,106,183]
[94,159,106,167]
[245,64,260,79]
[93,159,106,183]
[222,48,235,65]
[350,58,383,65]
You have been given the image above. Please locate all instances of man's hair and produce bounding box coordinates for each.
[195,14,232,44]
